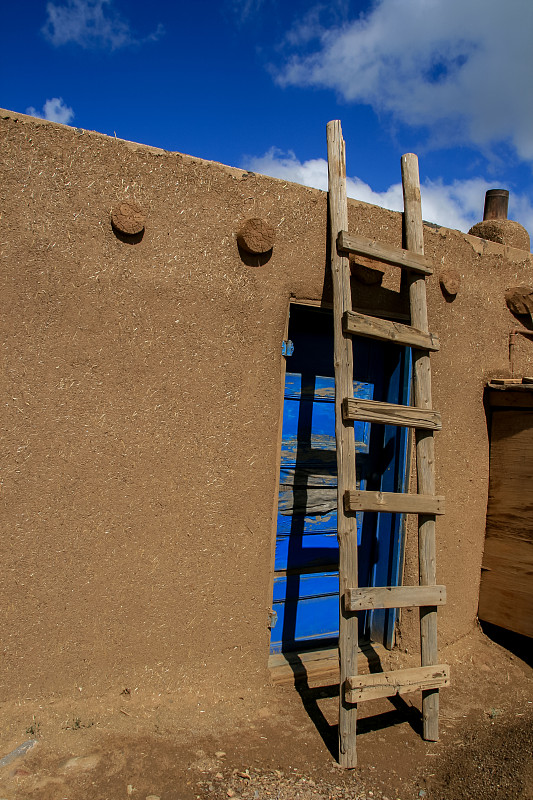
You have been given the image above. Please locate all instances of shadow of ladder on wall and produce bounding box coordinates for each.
[326,120,450,769]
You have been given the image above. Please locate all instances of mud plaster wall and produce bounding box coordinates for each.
[1,109,532,702]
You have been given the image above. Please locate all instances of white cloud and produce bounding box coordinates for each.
[26,97,75,125]
[244,148,533,236]
[277,0,533,164]
[42,0,163,50]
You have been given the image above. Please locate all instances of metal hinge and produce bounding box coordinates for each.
[268,609,277,629]
[282,340,294,357]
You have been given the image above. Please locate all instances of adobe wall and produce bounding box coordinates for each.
[1,109,532,702]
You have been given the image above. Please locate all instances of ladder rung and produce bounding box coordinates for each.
[345,585,446,612]
[343,311,439,351]
[345,665,450,704]
[344,490,445,515]
[337,231,433,275]
[343,398,442,430]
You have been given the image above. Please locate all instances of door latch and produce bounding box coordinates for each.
[282,340,294,357]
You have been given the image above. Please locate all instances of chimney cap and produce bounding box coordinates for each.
[483,189,509,221]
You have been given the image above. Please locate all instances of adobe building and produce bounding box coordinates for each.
[1,108,531,705]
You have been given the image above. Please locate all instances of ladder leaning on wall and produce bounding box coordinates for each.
[326,120,450,768]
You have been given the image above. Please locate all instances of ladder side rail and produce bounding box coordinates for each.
[327,120,359,769]
[401,153,440,742]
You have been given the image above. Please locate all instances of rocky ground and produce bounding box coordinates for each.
[0,626,531,800]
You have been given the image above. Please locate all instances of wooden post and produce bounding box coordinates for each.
[327,120,359,768]
[401,153,440,742]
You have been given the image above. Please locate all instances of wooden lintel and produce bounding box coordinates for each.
[344,489,445,515]
[268,642,387,686]
[337,231,432,275]
[343,311,440,351]
[343,398,442,430]
[345,585,446,612]
[345,665,450,704]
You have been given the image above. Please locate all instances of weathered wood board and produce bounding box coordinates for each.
[401,152,440,742]
[345,585,446,611]
[344,489,444,515]
[337,231,432,274]
[343,397,442,430]
[327,118,359,768]
[345,664,450,703]
[343,310,440,351]
[268,642,386,686]
[478,405,533,638]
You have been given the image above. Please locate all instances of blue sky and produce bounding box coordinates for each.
[2,0,532,236]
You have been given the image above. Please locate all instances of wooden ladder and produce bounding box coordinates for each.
[326,120,449,768]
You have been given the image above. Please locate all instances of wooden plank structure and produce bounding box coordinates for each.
[478,383,533,638]
[326,120,448,768]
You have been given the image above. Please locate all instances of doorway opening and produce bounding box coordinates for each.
[270,303,411,662]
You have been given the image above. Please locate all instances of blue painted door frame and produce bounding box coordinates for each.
[270,304,411,654]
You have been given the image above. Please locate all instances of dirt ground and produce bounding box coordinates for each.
[0,626,531,800]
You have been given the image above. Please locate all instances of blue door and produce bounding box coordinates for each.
[270,305,411,654]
